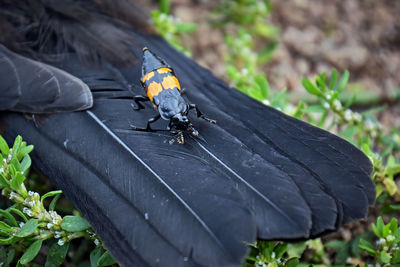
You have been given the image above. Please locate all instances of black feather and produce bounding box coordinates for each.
[0,0,147,65]
[0,44,92,113]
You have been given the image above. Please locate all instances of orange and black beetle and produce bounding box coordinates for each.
[130,48,215,143]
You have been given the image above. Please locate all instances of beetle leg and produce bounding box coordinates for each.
[166,120,174,131]
[130,114,161,132]
[188,104,216,124]
[131,95,150,110]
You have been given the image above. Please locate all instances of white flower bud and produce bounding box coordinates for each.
[333,99,342,110]
[387,235,395,242]
[344,109,353,122]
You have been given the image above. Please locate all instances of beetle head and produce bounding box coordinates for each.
[171,113,198,137]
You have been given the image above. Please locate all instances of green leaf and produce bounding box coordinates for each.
[41,190,63,208]
[301,78,322,96]
[45,242,70,267]
[383,178,397,196]
[286,242,307,258]
[334,244,350,265]
[381,203,400,214]
[49,194,62,211]
[0,135,10,155]
[387,164,400,177]
[375,217,385,238]
[226,65,240,81]
[249,89,264,101]
[329,69,338,90]
[389,218,398,234]
[11,158,21,172]
[254,75,270,99]
[17,145,34,161]
[304,105,326,113]
[0,247,8,267]
[11,136,22,159]
[20,155,32,173]
[340,125,358,143]
[285,257,300,267]
[176,23,197,34]
[0,209,18,227]
[10,172,25,191]
[61,216,91,232]
[8,164,16,177]
[9,208,28,223]
[358,238,376,255]
[90,247,102,267]
[97,251,117,266]
[159,0,170,14]
[380,251,391,263]
[315,75,326,91]
[0,173,10,187]
[0,221,13,233]
[336,70,349,93]
[7,248,15,266]
[16,219,38,237]
[19,239,43,264]
[274,243,288,259]
[324,240,346,249]
[393,251,400,264]
[0,236,15,245]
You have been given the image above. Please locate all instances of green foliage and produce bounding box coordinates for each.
[359,216,400,265]
[151,0,196,57]
[212,0,277,37]
[245,241,299,267]
[324,232,374,265]
[0,135,114,266]
[212,0,278,101]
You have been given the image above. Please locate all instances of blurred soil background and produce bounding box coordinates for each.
[142,0,400,132]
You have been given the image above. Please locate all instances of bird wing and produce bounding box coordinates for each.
[1,37,374,266]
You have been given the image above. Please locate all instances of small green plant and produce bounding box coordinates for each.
[151,0,196,57]
[359,216,400,265]
[212,0,278,100]
[245,241,299,267]
[0,135,115,266]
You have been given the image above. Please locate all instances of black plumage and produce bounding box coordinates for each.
[0,1,375,266]
[0,44,92,113]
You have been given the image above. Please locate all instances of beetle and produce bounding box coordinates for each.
[130,48,216,143]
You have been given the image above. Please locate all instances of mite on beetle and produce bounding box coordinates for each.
[130,47,216,144]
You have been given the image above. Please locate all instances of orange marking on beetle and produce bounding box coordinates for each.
[147,81,163,101]
[141,71,155,83]
[162,75,181,91]
[172,76,181,90]
[157,68,172,74]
